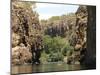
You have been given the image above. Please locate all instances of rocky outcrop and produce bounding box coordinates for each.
[42,13,76,37]
[12,45,32,65]
[72,6,96,67]
[68,6,87,64]
[11,1,43,65]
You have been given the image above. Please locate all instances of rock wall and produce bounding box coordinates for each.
[43,13,76,37]
[11,1,43,65]
[73,6,96,67]
[74,6,87,64]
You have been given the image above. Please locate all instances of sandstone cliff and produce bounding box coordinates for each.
[11,1,43,65]
[73,6,96,68]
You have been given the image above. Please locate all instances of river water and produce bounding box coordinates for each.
[11,63,86,74]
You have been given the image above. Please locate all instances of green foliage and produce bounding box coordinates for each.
[41,35,74,63]
[40,51,48,64]
[62,44,74,56]
[48,52,63,62]
[42,35,52,54]
[43,35,65,53]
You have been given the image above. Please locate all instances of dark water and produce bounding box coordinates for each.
[11,63,86,74]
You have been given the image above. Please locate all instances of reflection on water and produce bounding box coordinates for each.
[11,63,86,74]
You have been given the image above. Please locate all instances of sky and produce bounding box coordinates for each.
[22,0,79,20]
[34,3,79,20]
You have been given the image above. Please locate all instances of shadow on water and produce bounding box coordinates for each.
[11,63,89,74]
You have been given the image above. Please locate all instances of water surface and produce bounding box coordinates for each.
[11,63,85,74]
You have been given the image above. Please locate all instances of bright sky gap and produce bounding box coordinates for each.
[21,0,79,20]
[35,3,79,20]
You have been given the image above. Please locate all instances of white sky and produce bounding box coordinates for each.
[22,0,79,20]
[35,3,79,20]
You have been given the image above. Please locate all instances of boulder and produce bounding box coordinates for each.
[12,46,32,65]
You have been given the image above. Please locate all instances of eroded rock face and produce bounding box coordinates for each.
[11,1,42,65]
[12,32,20,47]
[12,45,32,65]
[69,6,88,64]
[43,13,76,37]
[75,6,87,49]
[72,6,96,67]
